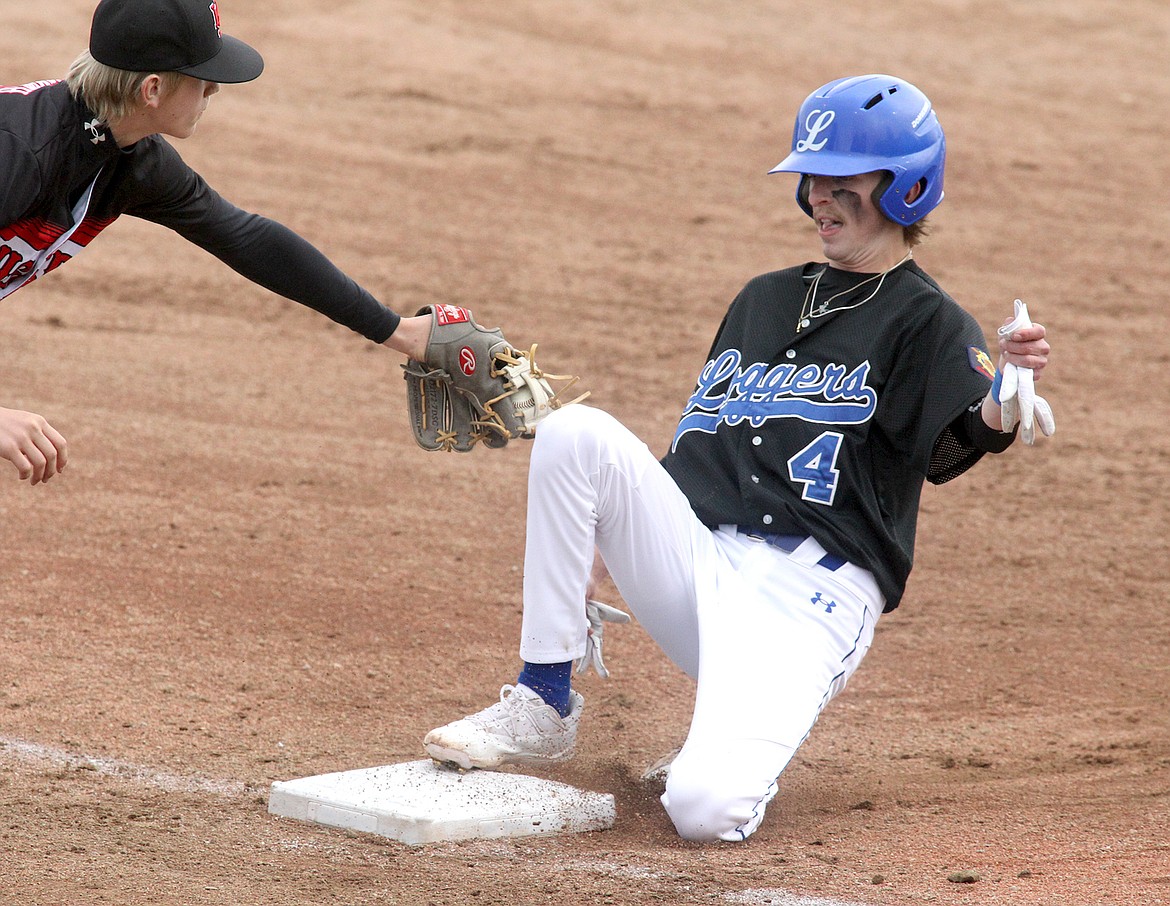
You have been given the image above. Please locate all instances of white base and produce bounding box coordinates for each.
[268,759,616,845]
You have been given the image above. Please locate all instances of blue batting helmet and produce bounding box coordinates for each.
[768,74,946,225]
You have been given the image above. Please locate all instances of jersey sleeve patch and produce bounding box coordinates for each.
[967,346,996,380]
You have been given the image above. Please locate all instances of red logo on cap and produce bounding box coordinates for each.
[459,347,477,376]
[209,2,223,35]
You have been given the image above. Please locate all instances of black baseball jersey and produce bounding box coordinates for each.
[0,79,398,341]
[661,260,1002,611]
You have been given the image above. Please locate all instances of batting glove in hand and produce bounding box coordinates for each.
[996,299,1055,446]
[576,599,631,679]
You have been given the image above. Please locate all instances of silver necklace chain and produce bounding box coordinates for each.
[797,252,912,333]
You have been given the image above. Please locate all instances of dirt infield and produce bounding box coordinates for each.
[3,2,1168,904]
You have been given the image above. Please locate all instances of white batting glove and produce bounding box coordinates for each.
[996,299,1055,445]
[575,599,631,679]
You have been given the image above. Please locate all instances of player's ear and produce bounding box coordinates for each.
[138,74,164,109]
[905,178,925,204]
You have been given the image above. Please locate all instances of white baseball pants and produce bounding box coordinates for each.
[520,405,884,842]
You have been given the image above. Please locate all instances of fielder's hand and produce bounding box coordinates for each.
[0,407,68,485]
[996,300,1055,445]
[575,599,631,679]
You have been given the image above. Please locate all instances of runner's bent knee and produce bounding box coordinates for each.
[532,405,625,464]
[661,741,791,842]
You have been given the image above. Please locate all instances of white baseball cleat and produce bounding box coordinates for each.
[424,683,584,770]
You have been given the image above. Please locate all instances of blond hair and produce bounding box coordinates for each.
[66,50,183,124]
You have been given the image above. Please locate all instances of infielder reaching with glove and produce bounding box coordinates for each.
[1,0,524,484]
[424,74,1053,842]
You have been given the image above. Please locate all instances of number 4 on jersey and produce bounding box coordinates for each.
[786,431,843,506]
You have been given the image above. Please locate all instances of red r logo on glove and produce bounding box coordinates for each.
[458,346,477,376]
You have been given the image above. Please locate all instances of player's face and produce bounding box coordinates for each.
[152,76,221,140]
[803,171,906,272]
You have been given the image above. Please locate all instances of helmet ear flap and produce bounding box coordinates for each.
[871,171,894,213]
[796,174,813,217]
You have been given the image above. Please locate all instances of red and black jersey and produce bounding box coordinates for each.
[0,79,398,341]
[661,260,1002,611]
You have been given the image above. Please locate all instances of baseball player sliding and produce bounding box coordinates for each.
[424,74,1054,842]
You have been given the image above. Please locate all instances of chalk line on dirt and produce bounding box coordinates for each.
[560,859,868,906]
[723,890,869,906]
[0,735,248,797]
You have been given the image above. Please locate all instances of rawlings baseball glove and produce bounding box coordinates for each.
[403,304,587,452]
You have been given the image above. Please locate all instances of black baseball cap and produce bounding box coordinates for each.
[89,0,264,83]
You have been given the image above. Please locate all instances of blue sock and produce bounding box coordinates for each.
[517,661,573,717]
